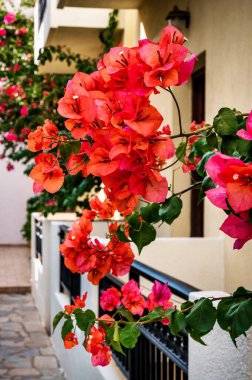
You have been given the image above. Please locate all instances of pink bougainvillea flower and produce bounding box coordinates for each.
[85,326,112,367]
[28,120,59,152]
[100,286,121,311]
[129,169,168,203]
[220,212,252,249]
[20,105,28,116]
[5,130,18,142]
[16,27,28,35]
[0,28,7,36]
[237,111,252,140]
[121,279,145,316]
[145,280,173,312]
[205,187,228,210]
[4,12,16,24]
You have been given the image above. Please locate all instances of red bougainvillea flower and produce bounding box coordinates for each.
[28,120,59,152]
[100,286,121,311]
[64,333,78,349]
[64,292,88,314]
[121,279,145,316]
[206,153,252,213]
[139,25,196,88]
[0,28,7,36]
[85,326,112,367]
[89,196,116,220]
[145,280,173,312]
[237,111,252,140]
[29,153,65,193]
[220,212,252,249]
[4,13,16,24]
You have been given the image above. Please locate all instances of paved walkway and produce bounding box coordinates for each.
[0,246,30,293]
[0,246,65,379]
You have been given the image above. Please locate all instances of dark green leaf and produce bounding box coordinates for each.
[52,311,64,333]
[217,293,252,342]
[206,132,218,149]
[170,310,186,336]
[159,196,183,224]
[175,142,187,163]
[120,324,140,348]
[185,298,216,335]
[192,137,211,156]
[214,108,238,136]
[75,309,96,336]
[196,151,215,177]
[126,211,140,229]
[181,301,194,315]
[221,136,237,155]
[237,139,252,158]
[116,225,131,243]
[71,141,81,154]
[129,220,156,254]
[60,144,72,161]
[61,318,73,340]
[118,307,134,322]
[140,203,161,223]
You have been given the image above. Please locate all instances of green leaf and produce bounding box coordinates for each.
[217,293,252,342]
[71,141,81,154]
[206,132,218,149]
[170,310,186,336]
[140,307,165,321]
[140,203,161,223]
[61,318,73,340]
[60,144,72,161]
[52,311,64,333]
[75,309,96,336]
[185,298,216,335]
[106,325,125,355]
[120,324,140,349]
[181,301,194,315]
[129,220,156,254]
[214,108,238,136]
[192,137,211,157]
[237,139,252,159]
[221,136,237,155]
[116,225,131,243]
[118,307,134,322]
[196,151,215,177]
[126,211,140,229]
[175,142,187,163]
[159,196,183,224]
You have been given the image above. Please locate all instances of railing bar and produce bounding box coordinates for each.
[138,326,188,374]
[163,353,168,380]
[131,261,199,299]
[156,349,161,380]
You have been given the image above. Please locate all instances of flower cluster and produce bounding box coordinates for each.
[28,25,196,211]
[58,280,173,367]
[59,210,134,284]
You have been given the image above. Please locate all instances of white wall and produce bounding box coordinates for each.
[0,159,33,244]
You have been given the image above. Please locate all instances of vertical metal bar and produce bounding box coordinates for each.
[175,365,181,380]
[150,344,156,380]
[168,358,174,380]
[162,353,168,380]
[156,349,161,380]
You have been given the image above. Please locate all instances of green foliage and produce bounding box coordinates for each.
[126,212,156,253]
[175,141,187,163]
[214,108,238,136]
[52,311,65,333]
[159,196,183,224]
[217,287,252,343]
[119,324,140,348]
[74,309,96,337]
[61,318,74,340]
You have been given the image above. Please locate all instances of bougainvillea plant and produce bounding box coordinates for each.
[27,25,252,365]
[0,5,119,239]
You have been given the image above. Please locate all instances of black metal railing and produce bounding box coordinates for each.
[59,225,81,304]
[35,218,43,263]
[99,261,199,380]
[38,0,47,28]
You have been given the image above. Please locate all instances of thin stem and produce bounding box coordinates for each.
[170,125,214,139]
[166,87,183,135]
[173,181,202,197]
